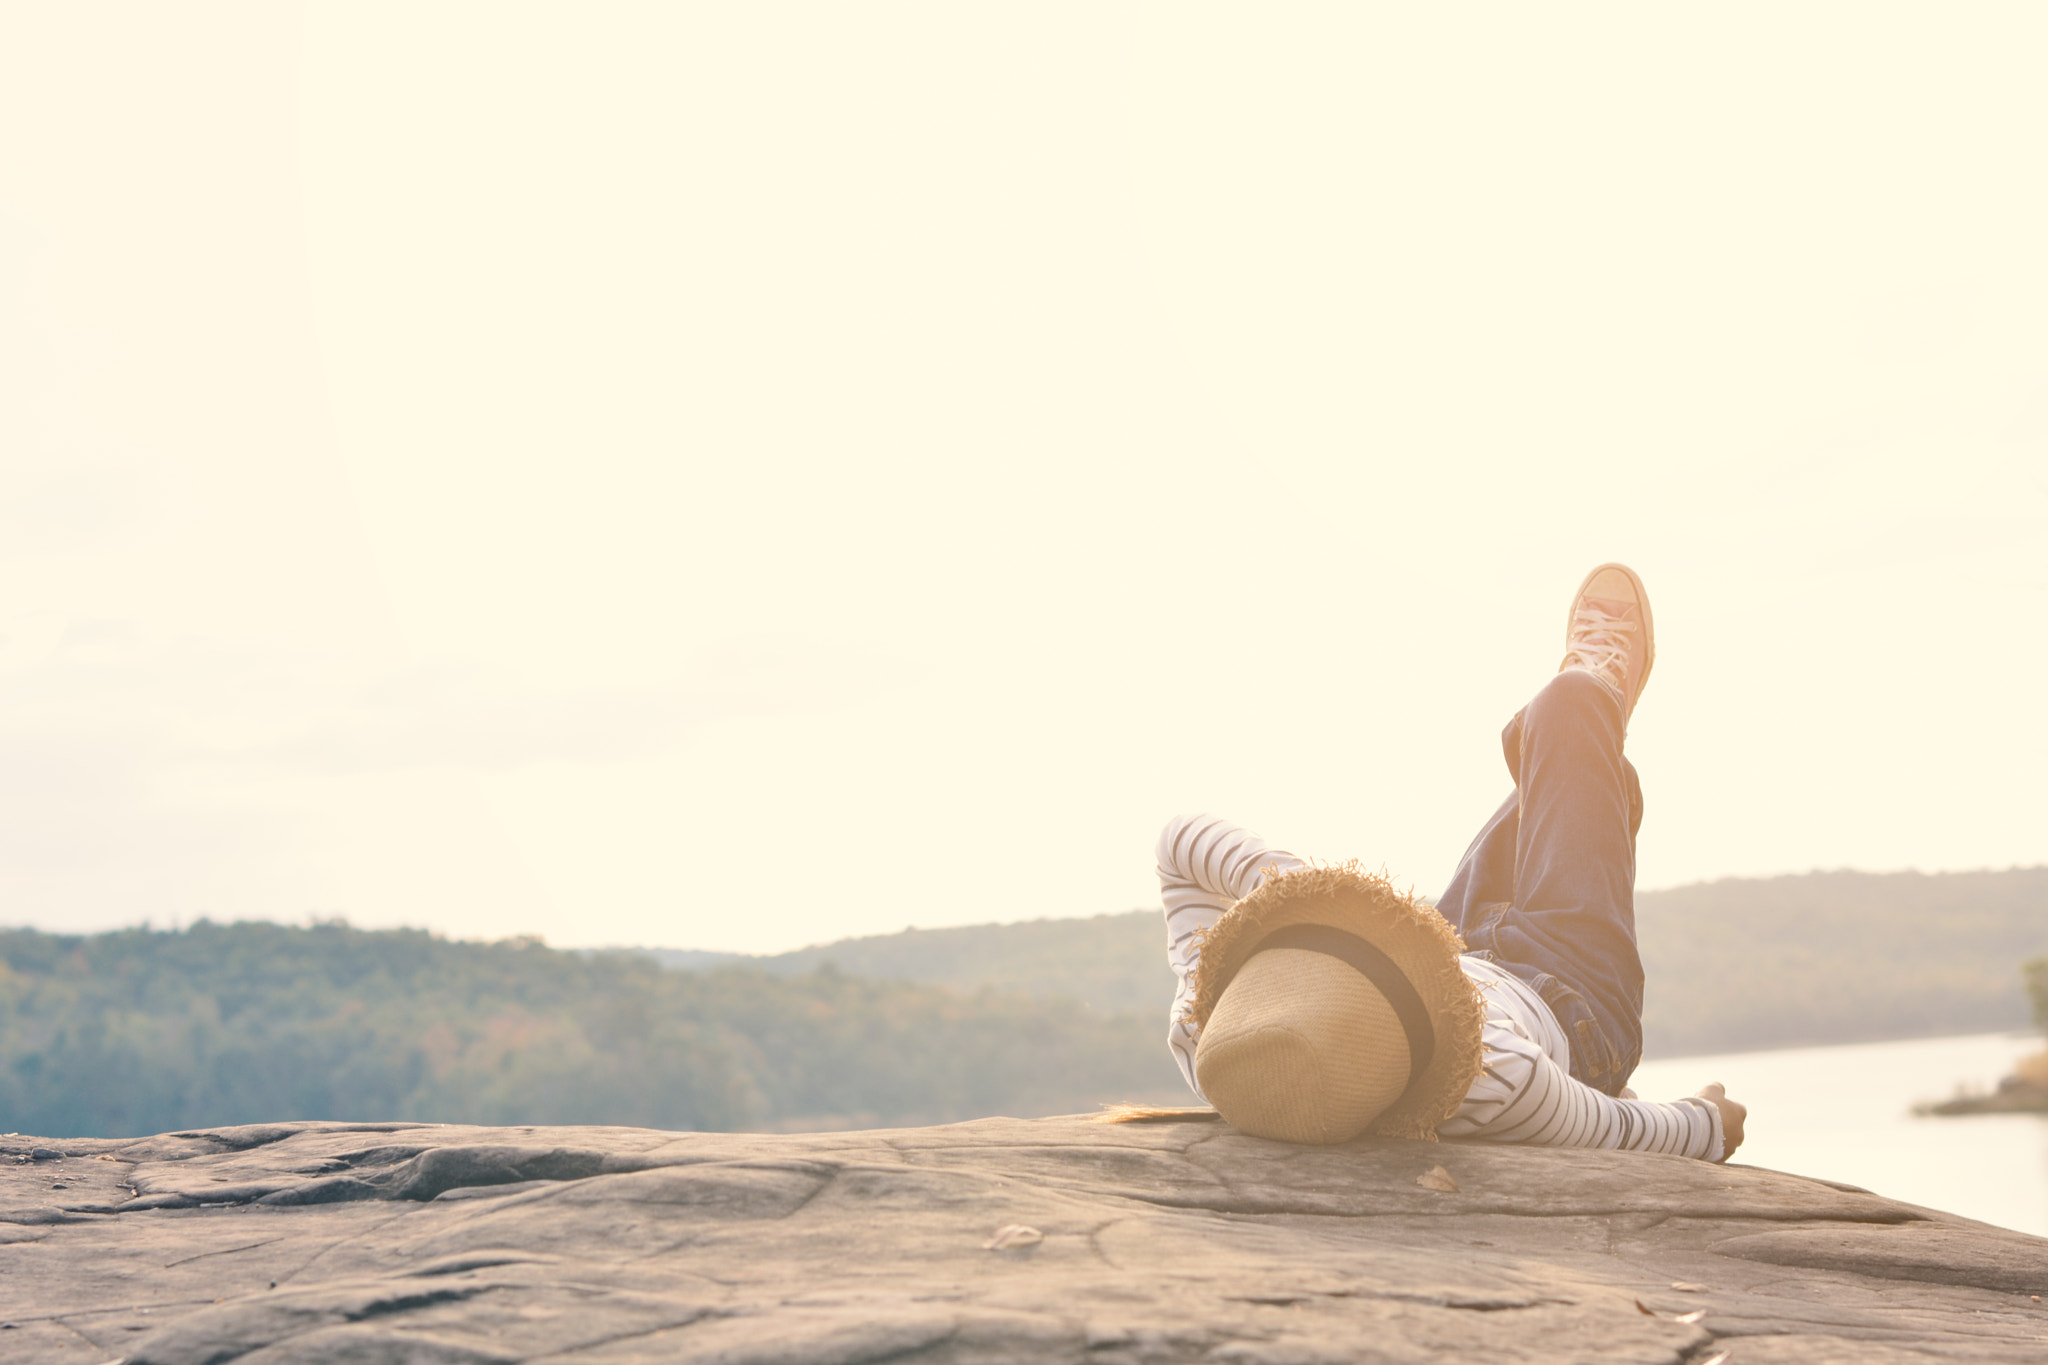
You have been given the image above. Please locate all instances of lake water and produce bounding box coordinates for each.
[1630,1031,2048,1239]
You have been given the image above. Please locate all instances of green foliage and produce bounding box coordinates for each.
[0,921,1182,1139]
[2024,957,2048,1036]
[635,911,1179,1017]
[642,865,2048,1061]
[7,865,2041,1138]
[1632,867,2048,1056]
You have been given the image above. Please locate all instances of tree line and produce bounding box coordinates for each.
[7,863,2043,1138]
[646,866,2048,1058]
[0,920,1183,1138]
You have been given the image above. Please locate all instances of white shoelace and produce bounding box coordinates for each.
[1562,605,1636,693]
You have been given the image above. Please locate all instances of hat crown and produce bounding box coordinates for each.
[1196,949,1413,1144]
[1186,862,1485,1143]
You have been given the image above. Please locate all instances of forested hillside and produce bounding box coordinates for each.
[0,922,1183,1139]
[7,865,2041,1139]
[636,865,2048,1057]
[634,911,1174,1017]
[1634,867,2048,1054]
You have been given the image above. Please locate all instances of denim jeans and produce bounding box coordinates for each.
[1434,670,1645,1096]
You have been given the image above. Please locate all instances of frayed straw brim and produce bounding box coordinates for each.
[1092,1104,1222,1125]
[1187,862,1483,1141]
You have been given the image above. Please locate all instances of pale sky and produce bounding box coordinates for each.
[1,4,2042,954]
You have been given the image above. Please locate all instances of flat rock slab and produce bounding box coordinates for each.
[5,1115,2048,1363]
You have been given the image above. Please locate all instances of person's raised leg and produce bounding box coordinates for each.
[1446,564,1653,1095]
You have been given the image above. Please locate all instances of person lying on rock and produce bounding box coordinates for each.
[1155,563,1748,1161]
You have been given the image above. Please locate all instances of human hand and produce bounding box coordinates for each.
[1696,1082,1746,1161]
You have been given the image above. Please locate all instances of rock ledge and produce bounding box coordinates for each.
[5,1115,2047,1362]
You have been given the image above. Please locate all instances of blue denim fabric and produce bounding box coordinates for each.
[1434,670,1646,1096]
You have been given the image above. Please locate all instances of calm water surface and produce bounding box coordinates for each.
[1631,1031,2048,1239]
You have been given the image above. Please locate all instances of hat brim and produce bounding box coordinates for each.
[1187,862,1483,1141]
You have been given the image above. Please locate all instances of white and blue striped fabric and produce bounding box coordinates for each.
[1157,814,1722,1161]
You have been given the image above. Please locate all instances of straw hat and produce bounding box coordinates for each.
[1187,862,1484,1143]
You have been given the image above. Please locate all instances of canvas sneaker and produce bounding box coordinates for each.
[1559,563,1655,721]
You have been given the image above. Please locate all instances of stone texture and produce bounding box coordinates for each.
[4,1116,2048,1363]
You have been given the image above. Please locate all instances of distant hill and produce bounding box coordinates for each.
[1633,867,2048,1055]
[624,865,2048,1059]
[630,911,1174,1019]
[0,922,1184,1139]
[9,865,2041,1139]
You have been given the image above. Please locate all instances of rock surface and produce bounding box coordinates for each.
[5,1114,2048,1363]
